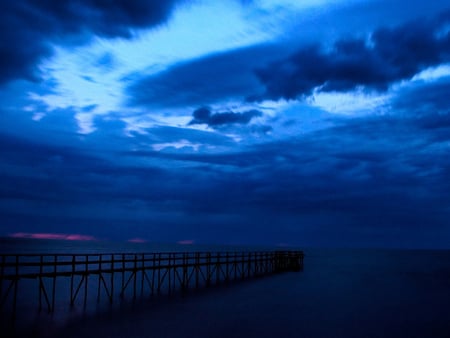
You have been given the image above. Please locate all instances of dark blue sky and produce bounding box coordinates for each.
[1,0,450,248]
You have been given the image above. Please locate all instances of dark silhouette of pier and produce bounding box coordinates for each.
[0,250,303,330]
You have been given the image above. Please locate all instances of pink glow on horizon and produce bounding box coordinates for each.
[177,239,195,245]
[128,238,148,243]
[9,232,96,241]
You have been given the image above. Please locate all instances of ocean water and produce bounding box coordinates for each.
[1,239,450,337]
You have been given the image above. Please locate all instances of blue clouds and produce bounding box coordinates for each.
[254,11,450,100]
[392,75,450,115]
[126,8,450,116]
[2,1,450,247]
[0,0,184,84]
[3,107,450,246]
[127,44,277,109]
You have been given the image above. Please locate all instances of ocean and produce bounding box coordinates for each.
[1,238,450,337]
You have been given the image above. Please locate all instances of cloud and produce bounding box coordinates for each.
[3,110,450,247]
[127,43,283,109]
[253,10,450,100]
[2,3,450,247]
[0,0,184,84]
[386,75,450,141]
[127,8,450,110]
[189,107,262,127]
[391,76,450,116]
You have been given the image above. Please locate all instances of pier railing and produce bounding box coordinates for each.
[0,250,303,325]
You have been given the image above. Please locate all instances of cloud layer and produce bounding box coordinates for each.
[1,1,450,248]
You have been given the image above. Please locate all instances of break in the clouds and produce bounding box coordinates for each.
[1,0,450,248]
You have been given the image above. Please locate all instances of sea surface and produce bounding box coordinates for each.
[1,238,450,337]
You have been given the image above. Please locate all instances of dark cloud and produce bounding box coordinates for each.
[127,9,450,110]
[254,10,450,100]
[124,112,450,246]
[0,0,184,84]
[392,76,450,115]
[0,131,169,210]
[189,107,262,127]
[2,106,450,246]
[417,113,450,131]
[388,76,450,141]
[127,44,284,108]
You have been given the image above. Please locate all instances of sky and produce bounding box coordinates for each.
[1,0,450,248]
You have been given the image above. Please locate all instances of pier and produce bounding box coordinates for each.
[0,250,303,328]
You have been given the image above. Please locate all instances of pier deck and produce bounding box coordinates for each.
[0,250,303,329]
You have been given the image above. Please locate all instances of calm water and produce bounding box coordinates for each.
[1,239,450,337]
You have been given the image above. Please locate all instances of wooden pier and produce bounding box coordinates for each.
[0,250,303,328]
